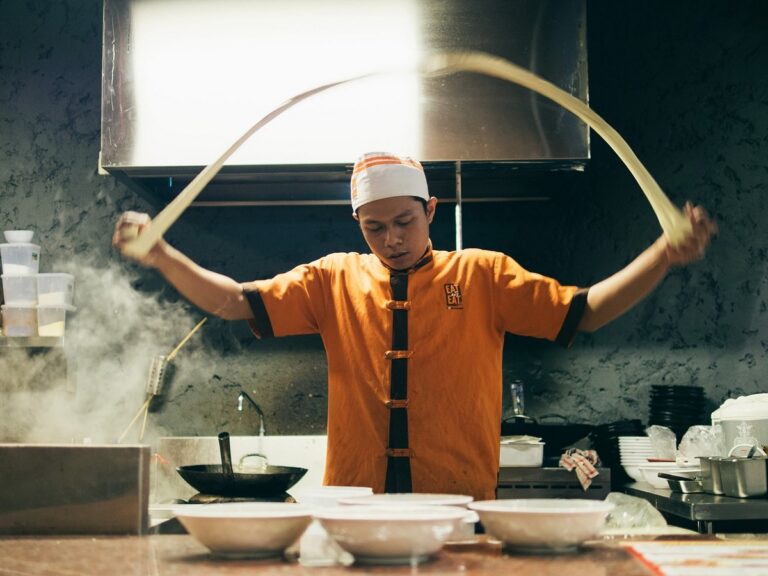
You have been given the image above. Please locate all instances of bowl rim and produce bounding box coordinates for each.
[314,504,468,522]
[174,502,314,519]
[338,493,473,507]
[469,499,615,515]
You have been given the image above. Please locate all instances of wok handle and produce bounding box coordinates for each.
[218,432,235,477]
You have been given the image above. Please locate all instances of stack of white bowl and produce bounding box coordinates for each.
[0,230,75,338]
[618,436,655,483]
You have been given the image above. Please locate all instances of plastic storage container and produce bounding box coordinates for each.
[37,273,75,306]
[0,243,40,275]
[500,442,545,467]
[1,305,37,336]
[36,304,75,337]
[3,230,34,243]
[1,274,37,305]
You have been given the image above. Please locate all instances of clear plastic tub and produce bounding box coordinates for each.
[1,304,37,337]
[0,243,40,275]
[1,274,37,305]
[36,304,75,337]
[37,273,75,306]
[499,442,545,467]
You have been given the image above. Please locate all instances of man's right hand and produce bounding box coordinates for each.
[111,211,167,268]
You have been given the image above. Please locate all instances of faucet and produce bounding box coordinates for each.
[237,391,266,437]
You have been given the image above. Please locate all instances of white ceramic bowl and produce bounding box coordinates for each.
[337,493,478,543]
[175,502,313,558]
[621,454,653,459]
[469,499,614,553]
[314,505,466,565]
[623,465,644,482]
[3,230,34,243]
[638,462,681,488]
[620,455,654,460]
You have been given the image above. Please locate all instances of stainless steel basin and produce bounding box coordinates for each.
[0,443,150,535]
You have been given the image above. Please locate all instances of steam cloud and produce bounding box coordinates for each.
[0,256,209,444]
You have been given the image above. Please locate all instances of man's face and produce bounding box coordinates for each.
[355,196,437,270]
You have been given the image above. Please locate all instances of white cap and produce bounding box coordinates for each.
[350,152,429,212]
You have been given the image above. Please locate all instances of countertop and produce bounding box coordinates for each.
[0,535,654,575]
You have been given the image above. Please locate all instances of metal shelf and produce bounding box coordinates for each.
[625,483,768,534]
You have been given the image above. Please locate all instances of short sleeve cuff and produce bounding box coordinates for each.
[242,285,274,339]
[555,287,590,348]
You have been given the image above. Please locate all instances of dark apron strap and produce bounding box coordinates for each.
[384,271,412,493]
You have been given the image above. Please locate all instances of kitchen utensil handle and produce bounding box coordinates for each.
[218,432,235,477]
[658,472,696,481]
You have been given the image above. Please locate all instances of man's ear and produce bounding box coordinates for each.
[426,197,438,224]
[352,212,359,222]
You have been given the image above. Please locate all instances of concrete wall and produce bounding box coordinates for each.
[1,0,766,443]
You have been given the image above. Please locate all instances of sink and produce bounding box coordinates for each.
[152,435,327,503]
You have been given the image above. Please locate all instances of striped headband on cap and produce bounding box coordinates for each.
[350,152,429,213]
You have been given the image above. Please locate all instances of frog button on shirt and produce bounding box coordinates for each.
[242,246,588,501]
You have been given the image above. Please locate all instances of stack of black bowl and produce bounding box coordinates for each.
[591,419,646,487]
[648,385,708,442]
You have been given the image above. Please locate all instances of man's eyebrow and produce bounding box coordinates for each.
[361,209,416,225]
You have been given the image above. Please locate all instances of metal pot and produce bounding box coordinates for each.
[175,432,307,498]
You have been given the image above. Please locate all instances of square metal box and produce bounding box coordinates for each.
[0,444,150,535]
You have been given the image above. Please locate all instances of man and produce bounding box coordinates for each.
[113,152,716,500]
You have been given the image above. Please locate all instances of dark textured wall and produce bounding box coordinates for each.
[1,0,766,441]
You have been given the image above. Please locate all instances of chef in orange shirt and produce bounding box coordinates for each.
[113,152,716,501]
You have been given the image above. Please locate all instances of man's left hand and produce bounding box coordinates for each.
[661,202,718,267]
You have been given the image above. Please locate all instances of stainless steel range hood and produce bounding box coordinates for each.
[100,0,588,203]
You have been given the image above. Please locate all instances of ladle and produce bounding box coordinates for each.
[218,432,235,479]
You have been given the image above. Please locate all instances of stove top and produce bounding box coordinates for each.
[187,492,295,504]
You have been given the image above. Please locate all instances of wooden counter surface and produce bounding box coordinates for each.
[0,535,653,575]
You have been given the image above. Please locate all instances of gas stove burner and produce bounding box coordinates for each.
[187,492,295,504]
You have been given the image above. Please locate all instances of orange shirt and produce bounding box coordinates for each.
[242,247,586,500]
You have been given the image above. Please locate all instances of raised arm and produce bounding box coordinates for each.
[112,212,253,320]
[578,202,717,333]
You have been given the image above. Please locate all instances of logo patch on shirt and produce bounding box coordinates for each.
[444,283,463,309]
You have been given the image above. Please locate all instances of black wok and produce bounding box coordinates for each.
[175,431,307,498]
[176,463,308,497]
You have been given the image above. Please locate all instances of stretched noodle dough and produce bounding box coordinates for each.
[122,51,691,259]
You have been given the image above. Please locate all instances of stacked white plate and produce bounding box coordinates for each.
[618,436,655,482]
